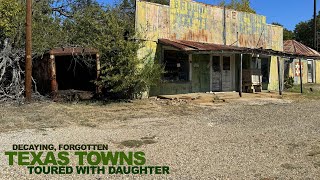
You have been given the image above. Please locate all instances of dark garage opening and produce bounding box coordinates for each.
[55,55,96,92]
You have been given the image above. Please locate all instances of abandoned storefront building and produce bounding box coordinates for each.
[136,0,320,96]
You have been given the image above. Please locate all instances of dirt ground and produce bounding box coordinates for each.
[1,92,320,179]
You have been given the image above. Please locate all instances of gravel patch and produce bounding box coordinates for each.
[1,98,320,179]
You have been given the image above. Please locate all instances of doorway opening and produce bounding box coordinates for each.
[55,55,97,92]
[308,60,315,83]
[261,57,271,90]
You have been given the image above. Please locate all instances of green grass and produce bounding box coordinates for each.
[285,84,320,98]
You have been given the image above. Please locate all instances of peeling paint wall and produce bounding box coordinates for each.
[136,1,170,60]
[136,0,283,51]
[268,57,280,91]
[316,61,320,84]
[286,59,314,85]
[169,0,224,43]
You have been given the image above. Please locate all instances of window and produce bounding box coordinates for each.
[212,56,220,72]
[242,54,251,69]
[163,50,189,81]
[223,57,230,70]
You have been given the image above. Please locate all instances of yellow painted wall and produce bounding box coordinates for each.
[316,61,320,84]
[287,59,311,84]
[136,0,283,51]
[268,56,279,90]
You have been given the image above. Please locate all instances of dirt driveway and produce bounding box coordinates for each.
[0,94,320,179]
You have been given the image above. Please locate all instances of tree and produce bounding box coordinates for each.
[147,0,169,5]
[294,18,318,49]
[272,22,295,41]
[218,0,255,13]
[0,0,23,45]
[0,0,163,100]
[67,3,162,98]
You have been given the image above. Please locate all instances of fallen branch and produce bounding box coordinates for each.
[0,39,25,102]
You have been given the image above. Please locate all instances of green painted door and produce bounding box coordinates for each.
[192,55,210,92]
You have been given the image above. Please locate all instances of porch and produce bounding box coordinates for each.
[151,39,293,96]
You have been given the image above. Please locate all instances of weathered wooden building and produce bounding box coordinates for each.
[135,0,312,96]
[283,40,320,85]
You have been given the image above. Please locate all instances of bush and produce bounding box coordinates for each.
[284,76,294,89]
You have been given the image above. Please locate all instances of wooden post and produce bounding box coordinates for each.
[239,54,243,97]
[25,0,32,101]
[210,55,213,92]
[189,54,193,92]
[96,53,102,93]
[277,57,282,95]
[314,0,317,50]
[299,58,303,93]
[315,60,317,83]
[49,55,58,98]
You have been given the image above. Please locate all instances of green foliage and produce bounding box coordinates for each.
[293,11,320,49]
[284,76,294,89]
[218,0,255,14]
[294,20,316,49]
[1,0,67,54]
[146,0,170,5]
[283,29,295,40]
[0,0,164,99]
[0,0,22,43]
[32,1,67,55]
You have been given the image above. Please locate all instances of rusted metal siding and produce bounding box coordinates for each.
[284,40,320,57]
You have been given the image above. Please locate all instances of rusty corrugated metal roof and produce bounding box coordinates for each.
[284,40,320,58]
[159,39,246,52]
[159,39,320,58]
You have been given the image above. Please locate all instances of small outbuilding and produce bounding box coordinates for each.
[283,40,320,85]
[33,47,101,97]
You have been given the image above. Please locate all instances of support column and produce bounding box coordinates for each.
[49,55,57,98]
[96,53,102,93]
[189,54,193,92]
[210,55,213,92]
[239,54,243,97]
[25,0,32,101]
[277,57,282,95]
[299,58,303,93]
[189,54,192,81]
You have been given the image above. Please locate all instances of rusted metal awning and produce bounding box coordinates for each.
[49,47,99,56]
[284,40,320,58]
[159,38,246,52]
[158,39,311,58]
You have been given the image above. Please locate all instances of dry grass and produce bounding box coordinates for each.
[0,99,202,133]
[0,89,315,133]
